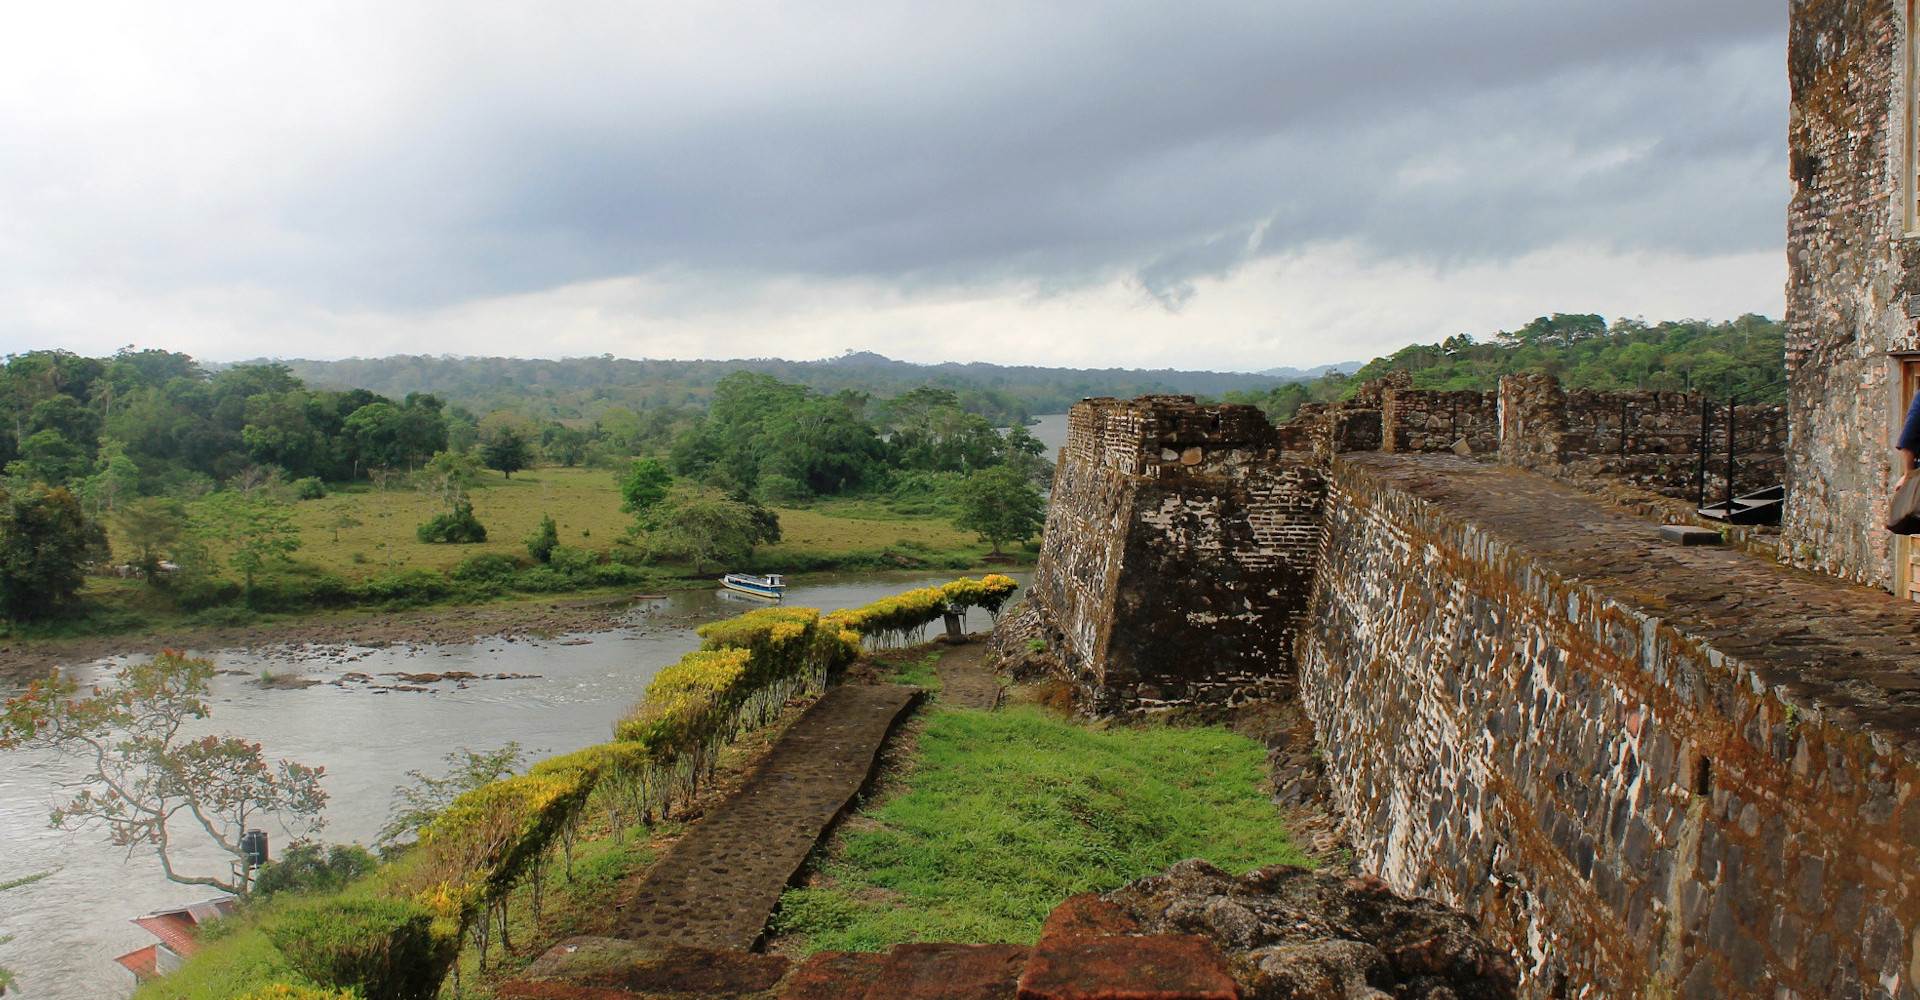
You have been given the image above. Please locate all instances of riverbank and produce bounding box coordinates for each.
[0,588,686,687]
[0,557,1034,688]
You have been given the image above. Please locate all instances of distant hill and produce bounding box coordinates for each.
[1255,361,1363,380]
[262,352,1323,424]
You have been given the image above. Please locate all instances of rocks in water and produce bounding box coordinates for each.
[1103,859,1518,1000]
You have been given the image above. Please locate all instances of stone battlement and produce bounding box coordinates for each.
[1000,382,1914,998]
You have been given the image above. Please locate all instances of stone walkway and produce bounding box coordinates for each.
[608,683,921,951]
[934,638,1003,710]
[1350,454,1920,754]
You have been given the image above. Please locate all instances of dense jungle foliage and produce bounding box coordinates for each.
[1222,313,1787,422]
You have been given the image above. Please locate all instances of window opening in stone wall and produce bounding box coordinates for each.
[1689,754,1712,797]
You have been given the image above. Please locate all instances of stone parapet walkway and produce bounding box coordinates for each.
[1347,452,1920,754]
[610,683,922,951]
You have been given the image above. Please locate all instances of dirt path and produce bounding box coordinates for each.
[932,637,1001,710]
[611,683,921,951]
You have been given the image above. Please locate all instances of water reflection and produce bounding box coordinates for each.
[0,570,1024,1000]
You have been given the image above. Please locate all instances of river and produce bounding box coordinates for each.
[0,570,1027,1000]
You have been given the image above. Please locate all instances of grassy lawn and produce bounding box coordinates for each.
[98,465,992,583]
[772,705,1305,952]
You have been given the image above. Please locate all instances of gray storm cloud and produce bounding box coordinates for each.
[0,0,1785,335]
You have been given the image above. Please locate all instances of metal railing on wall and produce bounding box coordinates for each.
[1696,379,1787,515]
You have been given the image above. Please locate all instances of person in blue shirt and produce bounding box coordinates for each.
[1902,392,1920,484]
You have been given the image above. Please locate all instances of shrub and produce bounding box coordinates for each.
[262,895,456,1000]
[547,545,599,578]
[353,569,456,606]
[291,478,327,501]
[448,552,522,583]
[236,986,358,1000]
[415,501,487,544]
[525,514,559,563]
[252,842,378,900]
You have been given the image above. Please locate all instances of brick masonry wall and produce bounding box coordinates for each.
[1025,395,1327,714]
[1298,459,1920,1000]
[1784,0,1920,587]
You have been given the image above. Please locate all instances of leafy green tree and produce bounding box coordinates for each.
[7,429,92,486]
[480,426,533,479]
[952,465,1046,556]
[525,513,559,563]
[0,650,328,892]
[343,401,407,473]
[199,491,302,593]
[0,484,105,621]
[420,449,487,509]
[544,424,590,467]
[619,457,672,519]
[78,439,143,515]
[116,497,188,582]
[645,483,778,573]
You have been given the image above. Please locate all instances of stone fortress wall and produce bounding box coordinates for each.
[1783,0,1920,588]
[1001,382,1915,999]
[1020,395,1327,715]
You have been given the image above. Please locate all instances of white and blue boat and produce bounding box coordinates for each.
[719,572,785,599]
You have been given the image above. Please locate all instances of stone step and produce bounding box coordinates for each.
[503,937,790,999]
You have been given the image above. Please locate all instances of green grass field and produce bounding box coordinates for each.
[112,466,989,581]
[772,705,1306,952]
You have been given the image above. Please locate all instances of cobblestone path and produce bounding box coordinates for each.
[1353,454,1920,752]
[609,683,920,951]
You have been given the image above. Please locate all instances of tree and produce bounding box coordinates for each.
[645,483,778,573]
[199,491,302,593]
[420,449,486,510]
[0,484,106,621]
[378,743,526,848]
[323,502,362,544]
[525,513,559,563]
[619,457,672,519]
[117,497,188,581]
[952,465,1046,556]
[480,427,533,479]
[0,651,328,893]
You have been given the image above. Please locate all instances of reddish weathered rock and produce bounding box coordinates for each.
[781,951,890,1000]
[1017,933,1240,1000]
[871,942,1030,1000]
[1103,860,1517,1000]
[1038,893,1142,941]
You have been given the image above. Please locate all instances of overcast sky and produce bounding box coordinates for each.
[0,1,1786,371]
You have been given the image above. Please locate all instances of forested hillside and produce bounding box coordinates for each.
[268,352,1331,426]
[1222,313,1786,422]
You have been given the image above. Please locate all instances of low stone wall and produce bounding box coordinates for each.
[1383,386,1498,454]
[1297,458,1920,999]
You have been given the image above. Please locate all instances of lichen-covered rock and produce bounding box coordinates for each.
[1102,859,1517,1000]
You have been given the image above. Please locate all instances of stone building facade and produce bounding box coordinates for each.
[1784,0,1920,591]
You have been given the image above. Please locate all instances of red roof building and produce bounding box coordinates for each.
[112,898,235,984]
